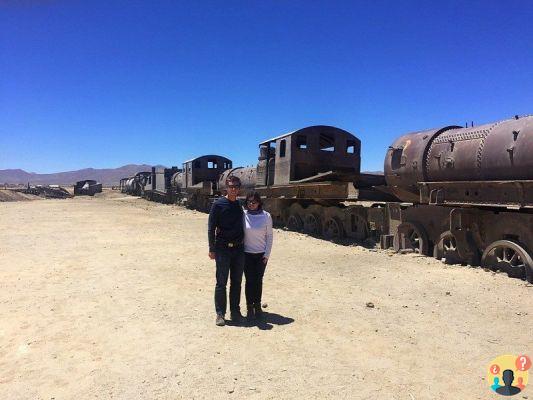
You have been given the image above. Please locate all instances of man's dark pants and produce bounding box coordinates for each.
[214,246,245,316]
[244,252,266,305]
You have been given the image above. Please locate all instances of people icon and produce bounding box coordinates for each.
[491,376,501,392]
[516,377,525,391]
[495,369,521,396]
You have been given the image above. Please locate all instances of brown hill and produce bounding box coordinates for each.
[0,165,156,186]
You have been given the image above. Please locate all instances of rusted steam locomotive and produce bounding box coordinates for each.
[119,116,533,282]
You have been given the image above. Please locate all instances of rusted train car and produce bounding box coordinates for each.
[170,155,232,209]
[74,180,102,196]
[120,172,151,196]
[383,115,533,282]
[143,166,180,203]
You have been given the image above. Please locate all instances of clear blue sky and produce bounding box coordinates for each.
[1,1,532,173]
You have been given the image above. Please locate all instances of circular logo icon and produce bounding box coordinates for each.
[487,354,530,396]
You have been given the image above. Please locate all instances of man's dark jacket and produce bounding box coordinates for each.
[208,197,244,252]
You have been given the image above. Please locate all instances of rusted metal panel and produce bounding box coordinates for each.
[255,181,357,200]
[419,180,533,209]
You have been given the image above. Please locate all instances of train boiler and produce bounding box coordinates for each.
[384,115,533,281]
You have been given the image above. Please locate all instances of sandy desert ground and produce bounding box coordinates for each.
[1,190,531,399]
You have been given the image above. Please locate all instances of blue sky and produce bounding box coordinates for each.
[1,1,532,173]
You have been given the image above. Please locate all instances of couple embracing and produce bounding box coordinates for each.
[208,175,273,326]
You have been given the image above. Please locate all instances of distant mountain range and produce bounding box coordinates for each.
[0,164,156,186]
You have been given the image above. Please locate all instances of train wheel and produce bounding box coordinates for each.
[303,212,322,236]
[323,217,344,241]
[394,222,429,255]
[286,214,303,232]
[433,231,462,264]
[481,240,533,281]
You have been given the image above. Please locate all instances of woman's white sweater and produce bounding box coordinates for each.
[243,210,273,257]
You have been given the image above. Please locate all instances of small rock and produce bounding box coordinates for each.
[262,303,268,308]
[228,389,234,394]
[366,302,375,308]
[446,291,451,296]
[249,387,256,391]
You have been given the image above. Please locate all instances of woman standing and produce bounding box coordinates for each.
[243,191,273,320]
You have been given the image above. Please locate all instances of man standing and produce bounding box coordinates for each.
[208,175,244,326]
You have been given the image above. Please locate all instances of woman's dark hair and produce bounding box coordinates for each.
[245,191,263,210]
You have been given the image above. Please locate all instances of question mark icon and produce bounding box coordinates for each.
[490,364,500,374]
[515,355,532,371]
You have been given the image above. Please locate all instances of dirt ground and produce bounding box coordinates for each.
[1,190,531,399]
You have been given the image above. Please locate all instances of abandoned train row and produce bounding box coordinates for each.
[119,115,533,283]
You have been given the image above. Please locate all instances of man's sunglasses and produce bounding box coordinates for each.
[247,200,258,205]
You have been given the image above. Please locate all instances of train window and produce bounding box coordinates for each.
[346,140,356,154]
[194,160,201,168]
[319,133,335,152]
[279,140,286,158]
[208,161,218,169]
[297,135,307,150]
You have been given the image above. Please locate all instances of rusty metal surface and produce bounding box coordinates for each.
[385,115,533,208]
[255,181,357,200]
[419,180,533,208]
[384,126,461,202]
[426,116,533,181]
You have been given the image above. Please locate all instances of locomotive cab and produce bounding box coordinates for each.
[257,125,361,187]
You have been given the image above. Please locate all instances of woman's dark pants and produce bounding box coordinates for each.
[214,247,244,316]
[244,252,266,305]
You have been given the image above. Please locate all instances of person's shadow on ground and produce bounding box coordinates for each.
[227,312,294,330]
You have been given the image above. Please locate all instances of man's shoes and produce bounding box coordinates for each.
[254,303,264,320]
[215,314,225,326]
[230,310,244,324]
[246,304,256,321]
